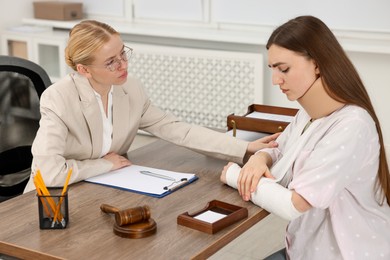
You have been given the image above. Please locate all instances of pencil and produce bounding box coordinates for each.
[33,177,52,218]
[34,170,57,214]
[52,168,73,227]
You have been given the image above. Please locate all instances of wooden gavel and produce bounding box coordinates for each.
[100,204,151,226]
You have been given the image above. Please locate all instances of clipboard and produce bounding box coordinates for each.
[85,165,198,198]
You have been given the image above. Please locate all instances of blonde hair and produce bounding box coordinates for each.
[65,20,119,71]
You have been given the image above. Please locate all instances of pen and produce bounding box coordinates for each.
[140,170,176,181]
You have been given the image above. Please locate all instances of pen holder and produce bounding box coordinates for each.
[37,188,69,229]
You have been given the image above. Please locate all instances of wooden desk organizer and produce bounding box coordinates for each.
[177,200,248,234]
[227,104,299,134]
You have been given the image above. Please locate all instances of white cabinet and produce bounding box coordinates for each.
[32,36,69,81]
[1,29,70,82]
[1,33,33,60]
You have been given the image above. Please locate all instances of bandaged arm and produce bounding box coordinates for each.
[226,163,303,221]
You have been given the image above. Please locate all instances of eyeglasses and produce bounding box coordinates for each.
[87,46,133,72]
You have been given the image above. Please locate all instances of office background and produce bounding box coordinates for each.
[1,0,390,158]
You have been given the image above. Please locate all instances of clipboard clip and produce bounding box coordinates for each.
[163,178,188,191]
[140,170,190,192]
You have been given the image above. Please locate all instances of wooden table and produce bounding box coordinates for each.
[0,140,269,260]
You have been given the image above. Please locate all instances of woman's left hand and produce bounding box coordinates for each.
[220,162,236,184]
[238,152,274,201]
[247,132,280,154]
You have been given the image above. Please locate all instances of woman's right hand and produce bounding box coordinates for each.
[103,152,132,170]
[247,132,280,154]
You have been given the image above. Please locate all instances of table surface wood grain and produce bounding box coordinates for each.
[0,140,268,260]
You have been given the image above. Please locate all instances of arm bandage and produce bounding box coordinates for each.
[226,163,303,221]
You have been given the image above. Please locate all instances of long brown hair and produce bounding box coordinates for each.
[266,15,390,206]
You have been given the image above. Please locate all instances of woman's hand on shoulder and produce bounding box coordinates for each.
[247,132,280,154]
[103,152,132,170]
[238,153,274,201]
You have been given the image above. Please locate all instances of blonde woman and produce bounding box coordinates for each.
[24,20,278,192]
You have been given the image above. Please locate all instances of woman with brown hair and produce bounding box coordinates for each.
[221,16,390,259]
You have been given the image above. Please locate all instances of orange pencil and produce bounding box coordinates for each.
[35,170,58,217]
[33,177,52,218]
[52,168,73,227]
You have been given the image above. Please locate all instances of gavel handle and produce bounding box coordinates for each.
[100,204,119,214]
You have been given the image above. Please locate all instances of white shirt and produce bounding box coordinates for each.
[237,105,390,259]
[93,86,113,158]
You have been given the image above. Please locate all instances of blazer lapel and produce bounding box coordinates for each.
[111,85,130,152]
[71,73,103,158]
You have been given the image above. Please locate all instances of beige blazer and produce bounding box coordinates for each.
[24,73,248,193]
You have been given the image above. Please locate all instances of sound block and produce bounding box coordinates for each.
[113,218,157,239]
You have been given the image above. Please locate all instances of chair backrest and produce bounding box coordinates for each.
[0,55,51,97]
[0,55,51,201]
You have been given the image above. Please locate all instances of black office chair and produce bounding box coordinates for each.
[0,55,51,202]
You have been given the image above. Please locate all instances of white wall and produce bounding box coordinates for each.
[211,0,390,32]
[0,0,34,33]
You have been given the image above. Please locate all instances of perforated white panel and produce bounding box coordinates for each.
[126,43,263,129]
